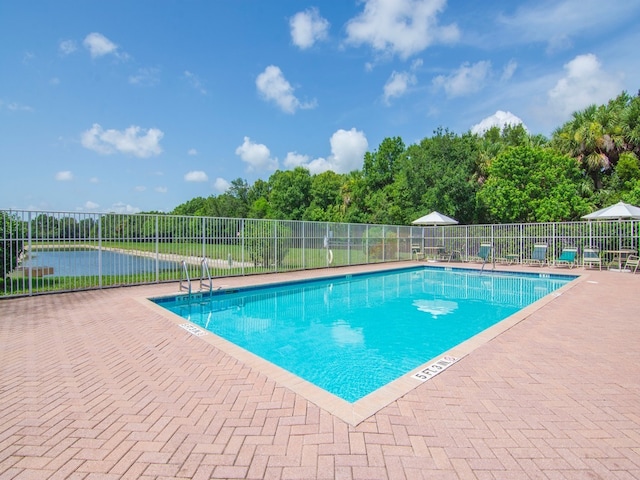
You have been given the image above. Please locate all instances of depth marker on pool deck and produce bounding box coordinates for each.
[412,356,458,381]
[179,323,207,337]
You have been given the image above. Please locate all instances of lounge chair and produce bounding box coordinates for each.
[582,248,602,270]
[624,254,640,273]
[554,247,578,268]
[523,244,548,266]
[469,243,493,263]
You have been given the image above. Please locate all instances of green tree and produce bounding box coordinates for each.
[622,180,640,206]
[227,178,251,218]
[172,196,209,216]
[247,179,271,219]
[248,197,271,219]
[1,212,24,283]
[356,137,406,224]
[477,146,589,222]
[267,167,312,220]
[392,129,480,224]
[362,136,405,192]
[622,91,640,157]
[242,220,291,268]
[552,92,629,189]
[304,171,345,222]
[340,171,367,223]
[615,152,640,186]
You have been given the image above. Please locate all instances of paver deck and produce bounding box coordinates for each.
[1,262,639,479]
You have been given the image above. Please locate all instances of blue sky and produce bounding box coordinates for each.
[2,0,640,214]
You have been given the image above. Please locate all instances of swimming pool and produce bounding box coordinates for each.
[152,266,576,403]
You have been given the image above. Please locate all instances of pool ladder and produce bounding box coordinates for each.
[180,258,213,295]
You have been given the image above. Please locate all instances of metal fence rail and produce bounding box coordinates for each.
[1,209,639,297]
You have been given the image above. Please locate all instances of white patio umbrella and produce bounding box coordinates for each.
[582,201,640,262]
[412,211,458,225]
[412,211,458,256]
[581,201,640,220]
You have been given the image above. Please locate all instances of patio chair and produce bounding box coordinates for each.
[582,247,602,270]
[624,254,640,273]
[523,244,548,266]
[436,247,464,262]
[469,243,493,263]
[554,247,578,268]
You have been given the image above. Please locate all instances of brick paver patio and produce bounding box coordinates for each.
[1,263,639,479]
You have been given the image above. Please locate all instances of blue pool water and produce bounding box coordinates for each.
[23,249,178,276]
[153,267,575,402]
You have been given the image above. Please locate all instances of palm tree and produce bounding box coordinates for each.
[622,91,640,157]
[552,94,628,189]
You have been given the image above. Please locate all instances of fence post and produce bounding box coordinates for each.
[274,220,278,273]
[27,211,32,296]
[201,216,206,262]
[155,215,160,283]
[241,219,245,275]
[98,215,103,289]
[348,224,351,265]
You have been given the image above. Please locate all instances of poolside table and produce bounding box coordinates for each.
[422,246,445,261]
[602,249,636,271]
[495,253,520,265]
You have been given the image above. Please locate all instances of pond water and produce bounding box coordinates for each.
[22,249,178,277]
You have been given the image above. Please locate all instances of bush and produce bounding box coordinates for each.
[242,221,292,267]
[1,212,24,284]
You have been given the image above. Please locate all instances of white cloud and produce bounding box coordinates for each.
[83,32,124,59]
[6,102,34,112]
[256,65,317,114]
[129,67,160,86]
[281,129,368,175]
[22,51,35,64]
[183,70,207,95]
[184,171,209,182]
[283,152,310,169]
[55,171,73,181]
[155,186,167,193]
[471,111,526,135]
[305,157,331,175]
[59,40,77,55]
[345,0,460,59]
[213,177,231,193]
[134,186,146,192]
[383,70,417,104]
[235,136,278,172]
[108,202,140,214]
[290,8,330,49]
[497,1,640,53]
[432,60,492,98]
[81,123,164,158]
[501,60,517,82]
[327,128,369,173]
[547,53,623,120]
[89,177,99,183]
[84,201,99,210]
[187,148,198,156]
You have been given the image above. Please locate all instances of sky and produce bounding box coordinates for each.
[2,0,640,214]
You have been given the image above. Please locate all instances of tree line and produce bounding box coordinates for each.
[170,91,640,225]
